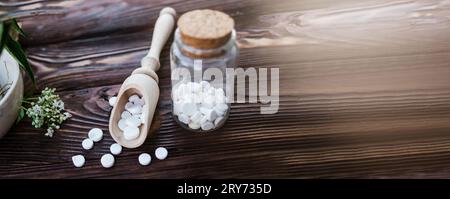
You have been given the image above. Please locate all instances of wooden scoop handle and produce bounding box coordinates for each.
[141,7,176,72]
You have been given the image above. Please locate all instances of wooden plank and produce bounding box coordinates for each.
[1,0,450,178]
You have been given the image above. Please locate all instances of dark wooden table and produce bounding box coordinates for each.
[1,0,450,179]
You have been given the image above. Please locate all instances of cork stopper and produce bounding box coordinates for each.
[178,9,234,50]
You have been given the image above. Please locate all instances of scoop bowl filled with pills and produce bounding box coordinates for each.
[109,88,156,148]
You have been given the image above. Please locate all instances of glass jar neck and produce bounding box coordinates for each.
[174,28,236,59]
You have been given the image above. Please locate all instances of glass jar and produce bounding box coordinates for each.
[170,10,238,132]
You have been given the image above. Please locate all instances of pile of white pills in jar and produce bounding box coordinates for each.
[172,81,228,131]
[117,95,146,140]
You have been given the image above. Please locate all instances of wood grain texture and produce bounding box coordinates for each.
[1,0,450,178]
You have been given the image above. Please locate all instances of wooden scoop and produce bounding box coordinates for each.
[109,7,176,148]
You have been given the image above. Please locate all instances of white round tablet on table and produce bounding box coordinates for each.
[123,126,140,140]
[101,154,115,168]
[110,143,122,155]
[138,153,151,166]
[82,138,94,150]
[88,128,103,142]
[109,96,117,106]
[72,155,85,168]
[155,147,168,160]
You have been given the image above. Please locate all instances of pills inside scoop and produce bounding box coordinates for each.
[172,81,229,131]
[123,126,140,140]
[117,95,146,141]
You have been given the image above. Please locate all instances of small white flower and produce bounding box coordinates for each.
[63,112,72,119]
[25,87,71,138]
[53,100,64,110]
[45,128,54,137]
[32,105,42,115]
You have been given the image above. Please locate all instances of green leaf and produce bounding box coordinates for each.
[4,34,36,85]
[16,108,25,125]
[0,23,4,48]
[10,19,26,37]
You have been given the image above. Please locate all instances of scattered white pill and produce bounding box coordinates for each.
[155,147,168,160]
[82,138,94,150]
[118,119,127,131]
[88,128,103,142]
[100,154,115,168]
[110,143,122,155]
[123,126,140,140]
[109,96,117,106]
[72,155,85,168]
[138,153,152,166]
[121,110,132,119]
